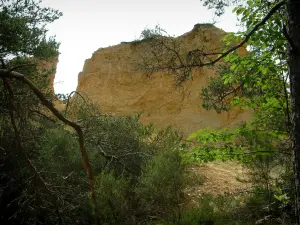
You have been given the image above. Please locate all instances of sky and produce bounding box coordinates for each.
[40,0,239,94]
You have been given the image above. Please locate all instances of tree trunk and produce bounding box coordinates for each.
[287,0,300,224]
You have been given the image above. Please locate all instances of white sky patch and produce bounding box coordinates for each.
[41,0,239,94]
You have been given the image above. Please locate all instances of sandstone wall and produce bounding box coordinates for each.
[37,58,67,111]
[75,24,250,136]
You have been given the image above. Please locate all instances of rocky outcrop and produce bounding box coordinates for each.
[37,58,66,111]
[34,58,58,93]
[75,24,250,136]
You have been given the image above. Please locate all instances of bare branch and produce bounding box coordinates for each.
[64,90,94,117]
[142,1,286,75]
[160,36,185,67]
[186,0,286,68]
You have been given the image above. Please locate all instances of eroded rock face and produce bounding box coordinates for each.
[75,24,250,136]
[34,58,58,93]
[37,58,67,111]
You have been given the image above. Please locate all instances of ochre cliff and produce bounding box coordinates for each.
[37,58,66,111]
[75,24,250,136]
[37,58,57,93]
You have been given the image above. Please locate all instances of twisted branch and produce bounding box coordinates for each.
[0,69,99,225]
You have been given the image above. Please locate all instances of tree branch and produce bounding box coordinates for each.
[8,63,36,72]
[0,69,99,225]
[30,109,56,123]
[2,77,62,224]
[150,1,286,71]
[64,90,94,118]
[219,82,244,102]
[188,0,286,68]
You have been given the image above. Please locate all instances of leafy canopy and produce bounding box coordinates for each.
[0,0,62,62]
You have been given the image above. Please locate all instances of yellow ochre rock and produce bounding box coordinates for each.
[75,24,250,136]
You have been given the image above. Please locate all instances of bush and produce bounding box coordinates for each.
[243,186,294,225]
[80,114,154,178]
[140,25,163,40]
[66,96,189,224]
[136,149,186,223]
[180,194,250,225]
[94,172,131,225]
[1,76,190,225]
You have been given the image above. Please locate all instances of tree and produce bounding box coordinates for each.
[0,1,101,224]
[136,0,300,223]
[0,2,193,224]
[202,1,300,223]
[0,0,61,62]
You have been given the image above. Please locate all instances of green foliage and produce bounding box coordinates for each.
[37,91,189,224]
[201,0,243,16]
[0,0,61,61]
[82,113,187,224]
[195,0,289,169]
[201,66,235,112]
[140,25,164,40]
[80,113,154,177]
[94,172,130,225]
[189,0,294,223]
[201,0,288,115]
[37,127,82,172]
[136,149,186,221]
[188,119,289,162]
[2,0,295,224]
[82,114,187,224]
[36,128,92,224]
[180,194,249,225]
[0,1,67,224]
[243,186,294,224]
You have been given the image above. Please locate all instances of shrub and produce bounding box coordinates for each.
[140,25,164,40]
[66,96,189,224]
[136,149,186,223]
[180,194,250,225]
[243,186,294,224]
[94,172,131,224]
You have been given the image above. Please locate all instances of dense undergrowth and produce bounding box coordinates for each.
[0,89,295,225]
